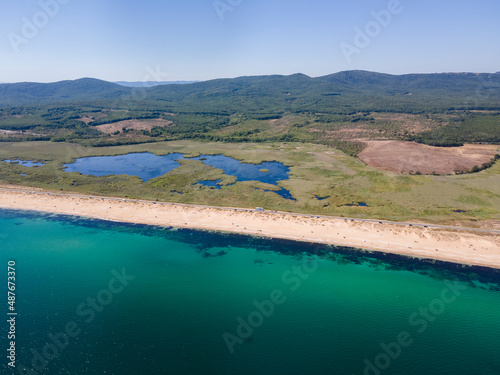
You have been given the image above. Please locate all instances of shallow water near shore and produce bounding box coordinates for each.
[1,209,499,375]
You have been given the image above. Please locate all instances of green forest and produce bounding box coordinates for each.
[0,71,498,155]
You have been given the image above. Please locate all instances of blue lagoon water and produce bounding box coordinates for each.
[191,154,290,185]
[197,179,223,188]
[64,152,295,199]
[1,209,499,375]
[2,159,45,167]
[63,152,185,182]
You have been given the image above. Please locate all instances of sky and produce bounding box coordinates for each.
[0,0,499,83]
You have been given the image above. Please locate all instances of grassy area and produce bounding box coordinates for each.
[0,140,499,226]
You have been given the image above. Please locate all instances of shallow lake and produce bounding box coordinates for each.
[64,152,295,199]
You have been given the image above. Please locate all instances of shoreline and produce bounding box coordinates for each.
[0,185,499,269]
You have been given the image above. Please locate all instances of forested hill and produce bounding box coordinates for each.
[0,71,499,114]
[149,71,500,113]
[0,78,131,106]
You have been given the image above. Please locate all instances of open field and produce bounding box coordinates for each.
[0,140,500,226]
[95,118,173,134]
[359,141,499,174]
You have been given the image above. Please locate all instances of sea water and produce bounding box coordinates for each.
[0,209,499,375]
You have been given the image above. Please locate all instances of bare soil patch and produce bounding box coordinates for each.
[0,129,43,137]
[358,141,499,175]
[79,116,95,125]
[0,129,20,135]
[310,127,383,142]
[95,119,173,134]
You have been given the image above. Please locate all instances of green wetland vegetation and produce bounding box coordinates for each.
[1,140,499,225]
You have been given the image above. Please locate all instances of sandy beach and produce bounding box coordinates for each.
[0,184,499,269]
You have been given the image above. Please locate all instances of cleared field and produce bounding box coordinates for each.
[95,119,172,134]
[359,141,499,174]
[0,140,499,226]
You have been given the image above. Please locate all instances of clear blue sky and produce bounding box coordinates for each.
[0,0,499,82]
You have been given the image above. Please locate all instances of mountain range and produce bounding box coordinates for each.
[0,71,498,113]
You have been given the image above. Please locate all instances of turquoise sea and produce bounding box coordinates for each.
[1,209,499,375]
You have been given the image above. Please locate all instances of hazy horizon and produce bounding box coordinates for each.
[1,69,500,85]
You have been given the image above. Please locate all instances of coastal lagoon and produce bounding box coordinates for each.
[63,152,294,200]
[1,209,500,374]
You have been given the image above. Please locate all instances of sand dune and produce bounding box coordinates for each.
[0,185,499,269]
